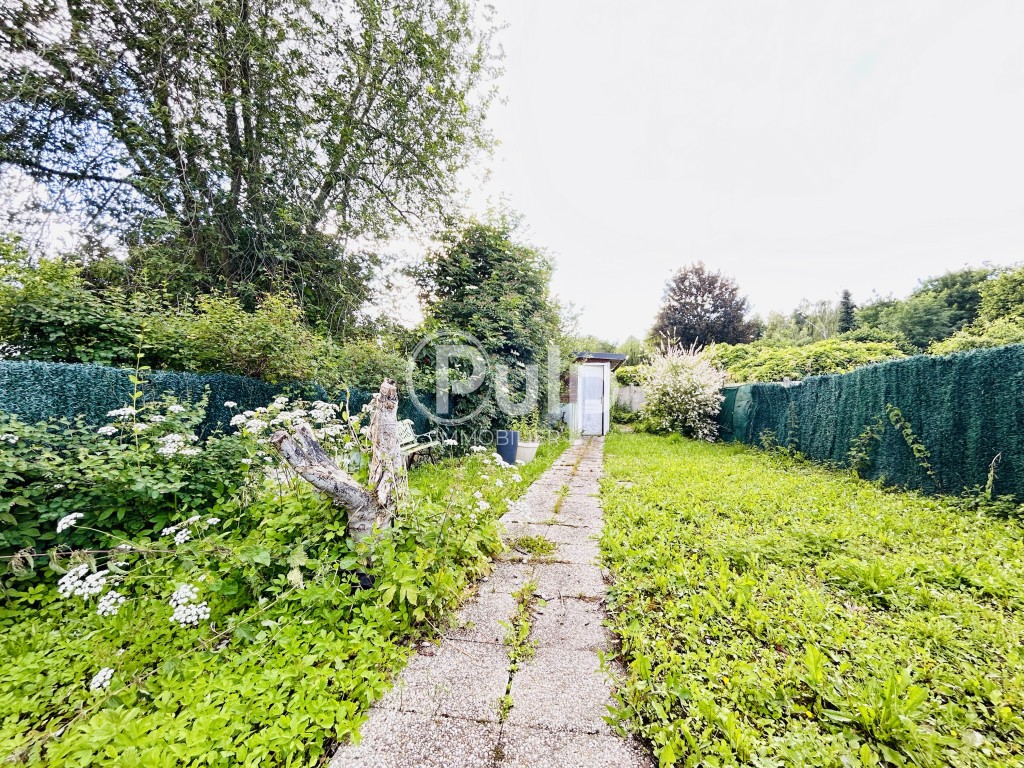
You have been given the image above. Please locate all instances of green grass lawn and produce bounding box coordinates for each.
[600,432,1024,768]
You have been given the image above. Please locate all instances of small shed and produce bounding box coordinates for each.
[565,352,626,436]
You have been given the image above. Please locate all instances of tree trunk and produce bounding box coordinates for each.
[270,379,403,542]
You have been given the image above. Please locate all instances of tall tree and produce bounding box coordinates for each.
[838,290,857,333]
[650,262,756,348]
[0,0,495,325]
[413,220,560,428]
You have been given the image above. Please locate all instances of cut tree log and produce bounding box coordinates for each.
[270,379,404,543]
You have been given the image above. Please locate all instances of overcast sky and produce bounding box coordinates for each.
[468,0,1024,342]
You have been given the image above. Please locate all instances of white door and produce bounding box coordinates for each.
[579,364,605,435]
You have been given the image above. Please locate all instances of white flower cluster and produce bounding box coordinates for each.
[0,433,17,445]
[223,401,238,408]
[168,404,186,413]
[97,589,127,616]
[169,583,210,627]
[156,433,200,457]
[56,512,84,533]
[174,529,192,545]
[207,517,221,526]
[639,347,727,442]
[58,565,108,599]
[106,406,136,418]
[97,425,119,436]
[149,414,165,423]
[309,401,340,422]
[89,667,114,691]
[470,445,486,453]
[442,438,458,447]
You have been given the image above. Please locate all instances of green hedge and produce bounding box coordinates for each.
[725,345,1024,498]
[0,361,432,436]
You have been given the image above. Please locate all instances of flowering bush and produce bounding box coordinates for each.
[639,346,726,441]
[0,385,569,766]
[0,393,249,562]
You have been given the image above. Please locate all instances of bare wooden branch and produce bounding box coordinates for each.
[269,379,405,543]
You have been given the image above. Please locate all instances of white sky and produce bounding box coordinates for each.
[466,0,1024,342]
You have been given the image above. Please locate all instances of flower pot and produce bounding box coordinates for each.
[515,441,540,464]
[496,430,519,466]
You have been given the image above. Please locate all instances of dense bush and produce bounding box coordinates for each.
[638,347,725,441]
[708,338,905,383]
[0,389,569,765]
[0,243,403,392]
[929,319,1024,355]
[0,393,248,560]
[615,365,643,386]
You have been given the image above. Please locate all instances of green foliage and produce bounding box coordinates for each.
[601,432,1024,767]
[848,416,885,478]
[855,268,993,351]
[928,267,1024,354]
[412,220,561,432]
[929,319,1024,355]
[708,339,905,383]
[617,336,652,366]
[639,346,726,441]
[979,266,1024,323]
[838,289,857,333]
[651,262,757,347]
[0,410,568,766]
[885,405,941,491]
[0,393,248,561]
[615,365,644,386]
[0,251,407,394]
[0,0,495,320]
[0,241,140,366]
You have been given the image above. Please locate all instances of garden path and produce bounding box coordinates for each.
[330,437,651,768]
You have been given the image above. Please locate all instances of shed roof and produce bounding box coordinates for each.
[572,351,627,371]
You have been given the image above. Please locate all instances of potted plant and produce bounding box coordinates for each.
[512,413,542,464]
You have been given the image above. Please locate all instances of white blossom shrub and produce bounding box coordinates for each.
[640,346,727,441]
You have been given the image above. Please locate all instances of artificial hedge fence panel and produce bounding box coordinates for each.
[734,344,1024,498]
[0,361,433,437]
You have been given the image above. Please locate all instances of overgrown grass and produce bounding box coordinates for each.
[601,432,1024,767]
[0,436,568,767]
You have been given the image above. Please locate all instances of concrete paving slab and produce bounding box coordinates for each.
[533,562,607,600]
[330,710,500,768]
[496,725,653,768]
[502,521,598,546]
[374,639,509,722]
[506,646,616,734]
[480,561,536,595]
[532,596,610,652]
[446,587,515,645]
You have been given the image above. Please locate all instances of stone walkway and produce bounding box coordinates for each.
[330,437,652,768]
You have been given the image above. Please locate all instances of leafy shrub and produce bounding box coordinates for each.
[929,318,1024,355]
[0,391,569,765]
[614,365,643,386]
[707,338,905,383]
[638,347,725,441]
[0,392,248,563]
[0,246,400,393]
